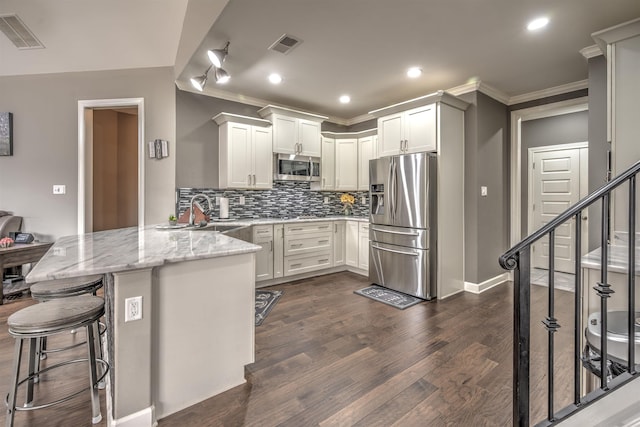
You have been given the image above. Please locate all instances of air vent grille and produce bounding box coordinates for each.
[268,34,302,55]
[0,14,44,49]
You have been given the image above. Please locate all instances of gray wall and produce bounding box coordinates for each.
[520,111,589,236]
[0,67,176,240]
[459,91,510,284]
[588,55,609,250]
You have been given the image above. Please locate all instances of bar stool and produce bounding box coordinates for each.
[6,295,109,426]
[29,275,105,383]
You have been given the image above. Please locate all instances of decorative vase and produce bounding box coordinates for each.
[169,220,178,226]
[343,203,353,216]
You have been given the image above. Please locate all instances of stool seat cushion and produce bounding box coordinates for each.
[8,295,105,335]
[30,274,103,298]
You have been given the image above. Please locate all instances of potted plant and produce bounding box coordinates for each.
[168,214,178,226]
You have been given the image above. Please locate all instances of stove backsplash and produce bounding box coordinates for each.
[177,182,369,219]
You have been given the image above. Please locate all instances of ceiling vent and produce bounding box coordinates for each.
[0,14,44,49]
[268,34,302,55]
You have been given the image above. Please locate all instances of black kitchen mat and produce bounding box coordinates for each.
[354,285,422,309]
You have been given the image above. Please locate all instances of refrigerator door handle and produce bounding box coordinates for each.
[370,226,419,236]
[388,158,395,221]
[371,244,419,257]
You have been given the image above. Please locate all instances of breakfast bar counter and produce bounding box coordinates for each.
[27,225,260,426]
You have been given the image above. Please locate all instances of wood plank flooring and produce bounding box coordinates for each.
[0,272,576,426]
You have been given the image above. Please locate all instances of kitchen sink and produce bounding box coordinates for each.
[187,223,252,242]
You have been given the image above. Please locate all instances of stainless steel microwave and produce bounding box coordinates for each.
[274,154,321,182]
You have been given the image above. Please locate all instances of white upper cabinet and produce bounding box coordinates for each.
[335,138,358,191]
[214,113,273,190]
[377,104,436,156]
[358,135,377,191]
[258,105,326,156]
[321,137,336,190]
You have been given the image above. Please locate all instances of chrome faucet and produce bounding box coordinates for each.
[189,194,212,226]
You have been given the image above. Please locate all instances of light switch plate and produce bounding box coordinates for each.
[239,196,245,205]
[324,197,329,204]
[53,185,66,195]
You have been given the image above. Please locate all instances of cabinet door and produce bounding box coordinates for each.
[321,137,335,190]
[254,239,274,281]
[358,136,376,191]
[227,122,253,188]
[345,220,359,267]
[298,119,321,157]
[272,115,297,154]
[335,138,358,191]
[252,126,273,189]
[358,223,370,271]
[405,104,436,153]
[378,113,403,157]
[333,221,346,266]
[273,224,284,278]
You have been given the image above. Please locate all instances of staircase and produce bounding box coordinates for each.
[499,161,640,426]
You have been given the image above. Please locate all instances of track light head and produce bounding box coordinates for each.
[208,41,230,68]
[215,67,230,84]
[190,73,207,91]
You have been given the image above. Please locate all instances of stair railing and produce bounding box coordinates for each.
[499,160,640,426]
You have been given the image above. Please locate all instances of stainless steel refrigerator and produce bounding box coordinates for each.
[369,152,437,299]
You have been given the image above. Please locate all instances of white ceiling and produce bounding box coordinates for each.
[2,0,640,123]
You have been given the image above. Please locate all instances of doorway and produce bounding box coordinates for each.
[528,143,588,273]
[78,98,145,234]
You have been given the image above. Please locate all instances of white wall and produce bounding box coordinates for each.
[0,67,176,240]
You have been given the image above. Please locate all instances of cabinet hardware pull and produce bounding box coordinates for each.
[253,174,256,185]
[248,174,251,184]
[319,226,329,229]
[371,244,419,256]
[318,240,329,244]
[270,241,273,252]
[318,259,329,263]
[291,228,303,231]
[291,243,303,247]
[371,226,418,236]
[291,263,302,268]
[334,224,337,232]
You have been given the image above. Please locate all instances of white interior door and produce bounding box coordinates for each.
[530,145,587,273]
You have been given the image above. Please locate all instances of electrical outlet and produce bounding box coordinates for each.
[125,296,143,322]
[239,196,245,205]
[324,197,329,204]
[53,185,66,195]
[361,196,367,205]
[481,186,488,197]
[53,247,67,256]
[215,196,220,205]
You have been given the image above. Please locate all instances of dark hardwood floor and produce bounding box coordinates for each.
[0,272,576,426]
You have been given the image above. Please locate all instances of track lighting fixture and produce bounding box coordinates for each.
[207,41,230,68]
[214,67,230,84]
[190,64,212,91]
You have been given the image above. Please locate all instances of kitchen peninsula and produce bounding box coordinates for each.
[26,225,260,426]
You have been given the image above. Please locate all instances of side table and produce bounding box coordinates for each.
[0,242,53,304]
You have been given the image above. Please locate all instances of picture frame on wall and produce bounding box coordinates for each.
[0,112,13,156]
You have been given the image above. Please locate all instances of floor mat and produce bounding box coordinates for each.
[354,285,422,309]
[256,289,283,326]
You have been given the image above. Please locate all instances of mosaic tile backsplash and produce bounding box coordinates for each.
[177,182,369,219]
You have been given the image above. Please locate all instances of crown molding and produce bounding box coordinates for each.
[508,80,588,106]
[212,112,272,127]
[592,17,640,55]
[580,44,603,59]
[322,128,377,138]
[446,81,511,105]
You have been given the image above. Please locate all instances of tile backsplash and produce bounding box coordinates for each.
[177,182,369,219]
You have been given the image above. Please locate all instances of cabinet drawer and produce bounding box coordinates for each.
[284,232,332,256]
[284,251,332,276]
[253,225,273,240]
[285,221,332,235]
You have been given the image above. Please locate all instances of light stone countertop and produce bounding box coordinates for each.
[26,225,261,282]
[581,245,640,275]
[205,215,369,226]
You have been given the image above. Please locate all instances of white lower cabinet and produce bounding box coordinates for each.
[283,222,333,277]
[345,220,369,271]
[358,223,369,271]
[345,220,359,267]
[273,224,284,278]
[253,225,274,281]
[333,221,346,266]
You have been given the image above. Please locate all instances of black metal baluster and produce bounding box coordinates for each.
[595,194,614,389]
[574,211,582,404]
[513,248,531,427]
[543,231,559,421]
[629,176,636,374]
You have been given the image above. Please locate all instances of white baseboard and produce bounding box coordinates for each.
[464,272,511,294]
[108,406,156,427]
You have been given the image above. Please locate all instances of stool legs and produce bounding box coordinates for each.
[25,338,37,408]
[6,338,23,427]
[86,322,102,424]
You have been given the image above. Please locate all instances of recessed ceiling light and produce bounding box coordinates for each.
[268,73,282,84]
[339,95,351,104]
[527,17,549,31]
[407,67,422,78]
